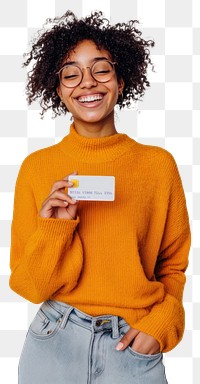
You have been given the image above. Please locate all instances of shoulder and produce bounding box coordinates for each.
[129,138,178,169]
[126,139,181,186]
[135,140,173,159]
[17,142,61,178]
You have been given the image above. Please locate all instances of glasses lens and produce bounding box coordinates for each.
[92,61,114,83]
[60,65,81,87]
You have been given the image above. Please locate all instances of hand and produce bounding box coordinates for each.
[115,327,160,355]
[39,171,79,220]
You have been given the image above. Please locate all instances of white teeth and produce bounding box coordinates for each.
[78,95,103,103]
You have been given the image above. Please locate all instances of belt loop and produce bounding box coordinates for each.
[60,305,74,329]
[111,316,120,339]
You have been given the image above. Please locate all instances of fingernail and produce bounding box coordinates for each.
[64,201,68,205]
[68,182,73,186]
[71,198,77,202]
[115,342,124,351]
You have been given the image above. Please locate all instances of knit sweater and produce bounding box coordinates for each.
[9,124,191,352]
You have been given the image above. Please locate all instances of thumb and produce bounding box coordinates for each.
[64,171,78,180]
[115,328,140,351]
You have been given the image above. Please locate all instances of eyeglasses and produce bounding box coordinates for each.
[56,60,116,88]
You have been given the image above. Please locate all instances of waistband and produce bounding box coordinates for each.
[44,300,129,339]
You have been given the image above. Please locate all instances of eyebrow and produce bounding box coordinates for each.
[64,57,110,66]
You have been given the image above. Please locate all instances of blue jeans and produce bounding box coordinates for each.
[19,300,168,384]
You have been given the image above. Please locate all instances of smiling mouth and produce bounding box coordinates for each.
[77,94,104,103]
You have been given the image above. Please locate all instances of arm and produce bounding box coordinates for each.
[9,160,83,303]
[132,155,191,352]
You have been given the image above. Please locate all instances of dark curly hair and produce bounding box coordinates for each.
[23,10,154,117]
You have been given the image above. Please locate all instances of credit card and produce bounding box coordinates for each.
[68,175,115,201]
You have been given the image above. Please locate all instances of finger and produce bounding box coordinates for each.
[45,191,77,205]
[115,328,140,351]
[41,190,71,207]
[39,199,70,218]
[49,180,74,195]
[63,171,79,193]
[49,172,78,194]
[65,209,76,220]
[43,198,77,209]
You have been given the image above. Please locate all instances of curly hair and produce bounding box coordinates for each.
[23,10,154,117]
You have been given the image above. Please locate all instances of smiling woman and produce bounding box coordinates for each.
[9,9,190,384]
[56,40,123,132]
[23,10,154,118]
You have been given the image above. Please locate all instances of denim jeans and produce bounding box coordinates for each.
[18,300,168,384]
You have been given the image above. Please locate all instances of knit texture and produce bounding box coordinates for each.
[10,124,191,352]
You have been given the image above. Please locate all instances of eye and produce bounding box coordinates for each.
[92,61,113,76]
[63,74,79,79]
[61,66,81,80]
[94,69,110,74]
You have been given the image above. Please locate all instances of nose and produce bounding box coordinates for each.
[79,67,97,88]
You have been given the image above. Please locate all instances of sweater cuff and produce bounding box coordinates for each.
[132,294,184,352]
[37,215,80,239]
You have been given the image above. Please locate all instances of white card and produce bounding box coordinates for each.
[68,175,115,201]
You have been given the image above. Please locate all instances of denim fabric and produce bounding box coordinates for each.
[18,300,168,384]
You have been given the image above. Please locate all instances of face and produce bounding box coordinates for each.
[57,40,124,125]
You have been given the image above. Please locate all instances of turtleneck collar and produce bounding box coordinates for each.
[58,124,136,163]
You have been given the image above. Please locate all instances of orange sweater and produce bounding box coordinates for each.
[10,124,191,352]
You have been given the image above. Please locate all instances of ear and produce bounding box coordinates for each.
[118,78,124,95]
[56,86,63,100]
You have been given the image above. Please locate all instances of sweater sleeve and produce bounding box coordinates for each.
[9,159,83,304]
[132,153,191,352]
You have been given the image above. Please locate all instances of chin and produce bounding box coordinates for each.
[77,113,106,123]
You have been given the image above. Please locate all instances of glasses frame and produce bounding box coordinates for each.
[56,60,117,88]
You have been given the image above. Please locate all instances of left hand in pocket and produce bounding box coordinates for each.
[115,327,160,355]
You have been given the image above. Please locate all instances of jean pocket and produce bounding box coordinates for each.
[29,301,63,340]
[127,346,162,360]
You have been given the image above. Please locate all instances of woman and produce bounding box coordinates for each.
[10,11,191,384]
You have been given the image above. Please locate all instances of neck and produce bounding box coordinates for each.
[58,123,135,163]
[73,112,117,138]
